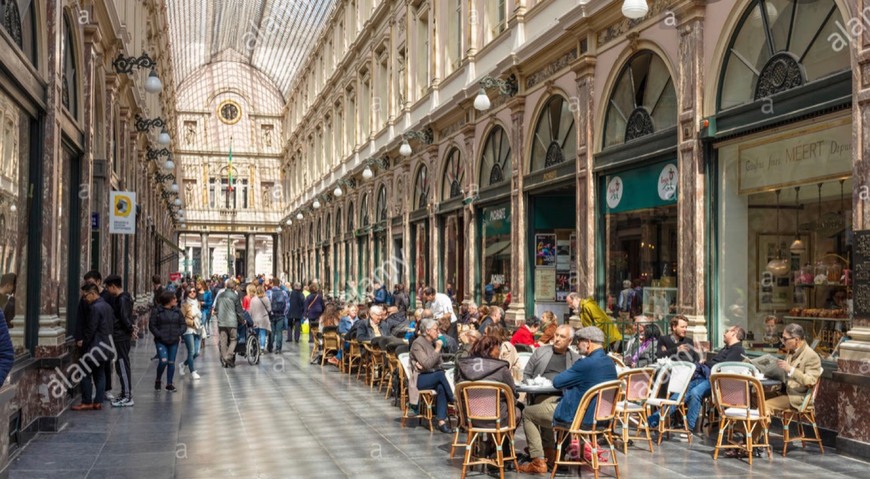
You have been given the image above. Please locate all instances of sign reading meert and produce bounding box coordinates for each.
[109,191,136,234]
[738,118,851,194]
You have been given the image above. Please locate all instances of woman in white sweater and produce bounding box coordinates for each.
[180,288,203,379]
[249,285,272,352]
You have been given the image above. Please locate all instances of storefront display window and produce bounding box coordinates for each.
[0,89,30,354]
[481,203,510,306]
[601,162,678,321]
[716,116,852,356]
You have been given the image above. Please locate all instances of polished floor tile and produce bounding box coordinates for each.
[5,331,868,478]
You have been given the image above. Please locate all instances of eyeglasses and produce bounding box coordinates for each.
[781,335,795,342]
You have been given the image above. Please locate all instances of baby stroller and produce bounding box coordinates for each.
[234,316,261,365]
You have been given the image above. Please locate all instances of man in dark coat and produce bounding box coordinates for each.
[287,282,306,343]
[72,283,114,410]
[105,275,135,407]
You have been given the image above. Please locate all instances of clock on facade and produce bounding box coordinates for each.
[217,100,242,125]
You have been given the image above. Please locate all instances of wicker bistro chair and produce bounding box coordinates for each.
[644,361,696,445]
[456,381,519,479]
[710,373,772,464]
[309,323,321,356]
[321,330,341,367]
[362,343,387,391]
[551,379,623,479]
[779,372,824,456]
[702,362,762,433]
[614,368,657,454]
[608,353,627,373]
[398,353,436,431]
[343,340,363,376]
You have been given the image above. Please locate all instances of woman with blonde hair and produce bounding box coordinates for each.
[538,310,558,344]
[249,285,272,351]
[180,287,203,380]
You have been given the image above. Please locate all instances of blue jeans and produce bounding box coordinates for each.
[416,371,456,421]
[81,361,109,404]
[156,341,179,385]
[684,378,711,430]
[183,333,201,373]
[271,319,285,352]
[203,309,212,333]
[256,328,268,350]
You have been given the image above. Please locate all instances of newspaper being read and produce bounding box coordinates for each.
[743,354,787,383]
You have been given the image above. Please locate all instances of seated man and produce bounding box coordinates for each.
[380,306,409,337]
[655,315,700,363]
[767,323,821,414]
[511,316,542,348]
[682,326,746,432]
[517,325,578,474]
[356,305,387,342]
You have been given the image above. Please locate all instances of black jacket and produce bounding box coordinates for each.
[111,291,134,342]
[82,297,114,367]
[457,356,517,423]
[288,289,305,318]
[394,292,410,313]
[149,305,185,345]
[656,334,701,363]
[380,312,409,338]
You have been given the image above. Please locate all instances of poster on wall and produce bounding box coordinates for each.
[556,239,570,269]
[569,234,577,272]
[556,272,571,301]
[534,268,556,301]
[109,191,136,234]
[535,234,556,267]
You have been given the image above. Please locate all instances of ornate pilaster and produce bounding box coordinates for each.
[462,125,477,303]
[505,97,526,326]
[675,13,707,342]
[201,233,210,277]
[573,55,596,298]
[246,233,256,280]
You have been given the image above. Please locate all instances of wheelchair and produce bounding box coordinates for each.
[234,318,261,365]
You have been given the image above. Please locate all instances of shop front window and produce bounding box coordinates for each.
[0,88,30,355]
[480,126,510,188]
[716,117,852,354]
[602,162,679,322]
[414,165,429,210]
[481,203,510,306]
[530,96,576,172]
[442,148,463,200]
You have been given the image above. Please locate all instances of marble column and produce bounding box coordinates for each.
[201,233,210,277]
[505,99,526,326]
[676,14,707,342]
[462,125,477,304]
[573,56,596,298]
[246,234,256,280]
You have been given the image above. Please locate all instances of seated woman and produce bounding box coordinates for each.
[410,317,457,433]
[538,311,558,345]
[486,324,522,382]
[626,323,661,368]
[457,335,518,422]
[338,304,359,335]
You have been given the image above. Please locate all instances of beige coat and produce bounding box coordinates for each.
[499,341,522,382]
[249,295,272,330]
[785,343,822,409]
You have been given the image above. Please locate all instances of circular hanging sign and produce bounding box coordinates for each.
[658,163,678,201]
[606,176,624,209]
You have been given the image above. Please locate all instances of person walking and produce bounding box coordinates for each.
[180,287,203,380]
[71,283,114,411]
[149,291,185,392]
[249,285,272,352]
[200,279,214,339]
[213,279,245,368]
[268,280,289,353]
[303,283,324,344]
[287,282,305,343]
[104,275,135,407]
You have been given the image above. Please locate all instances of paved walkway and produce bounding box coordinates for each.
[7,332,870,478]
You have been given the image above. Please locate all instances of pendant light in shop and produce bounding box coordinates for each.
[789,186,806,254]
[766,189,790,277]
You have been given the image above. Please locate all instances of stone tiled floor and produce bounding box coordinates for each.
[7,332,870,478]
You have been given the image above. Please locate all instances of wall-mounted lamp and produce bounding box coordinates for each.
[170,183,179,193]
[174,198,181,206]
[135,115,166,132]
[622,0,649,19]
[163,159,175,170]
[157,128,171,146]
[333,186,343,197]
[296,212,304,220]
[146,147,171,161]
[473,74,519,111]
[155,172,175,183]
[399,128,434,157]
[113,52,162,94]
[313,199,321,209]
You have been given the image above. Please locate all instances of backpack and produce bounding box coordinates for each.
[270,290,287,320]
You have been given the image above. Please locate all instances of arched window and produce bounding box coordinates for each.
[1,0,37,65]
[718,0,848,111]
[603,50,677,149]
[479,126,510,187]
[208,166,249,209]
[442,148,463,200]
[376,185,387,222]
[414,165,429,210]
[309,225,315,245]
[325,215,331,240]
[360,194,370,227]
[62,14,78,116]
[530,96,576,171]
[335,208,342,235]
[347,202,355,231]
[316,219,322,243]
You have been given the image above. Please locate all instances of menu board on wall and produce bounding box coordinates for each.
[534,268,556,301]
[738,118,851,194]
[852,230,870,317]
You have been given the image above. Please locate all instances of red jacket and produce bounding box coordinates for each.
[510,325,537,347]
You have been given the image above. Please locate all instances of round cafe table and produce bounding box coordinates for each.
[517,384,562,404]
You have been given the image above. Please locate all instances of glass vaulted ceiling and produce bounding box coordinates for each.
[166,0,337,98]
